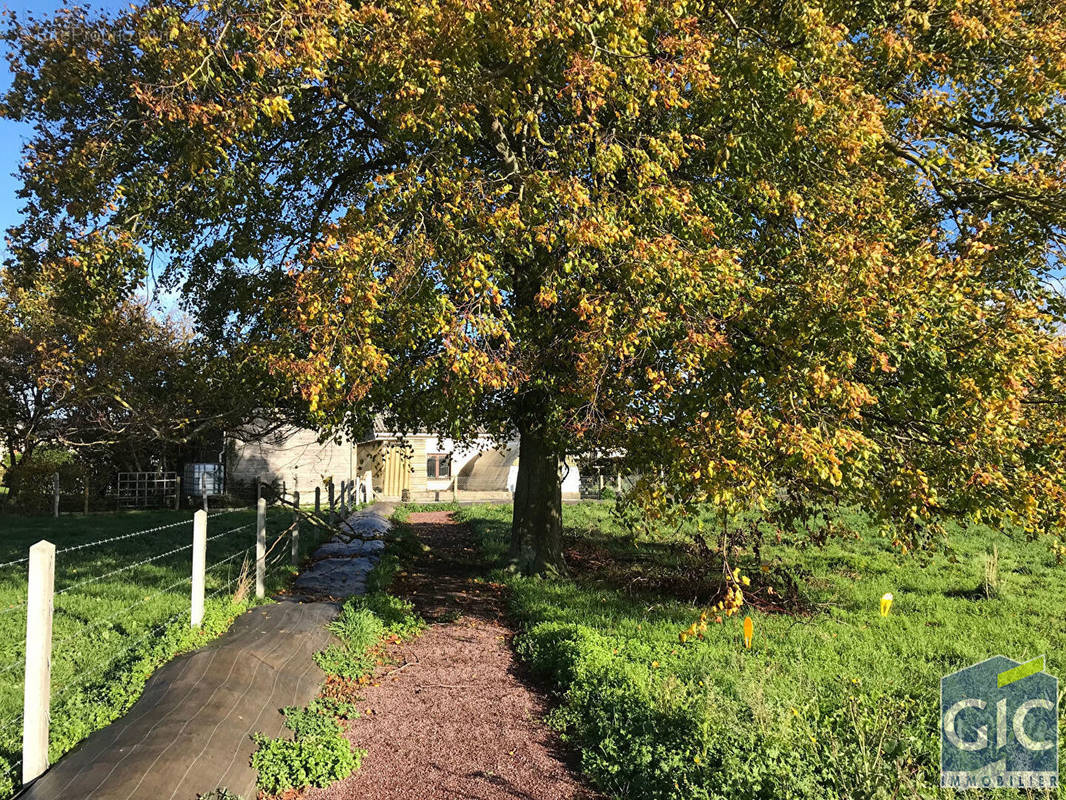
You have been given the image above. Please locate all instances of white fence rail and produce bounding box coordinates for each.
[0,499,328,792]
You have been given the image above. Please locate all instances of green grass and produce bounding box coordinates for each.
[0,506,335,797]
[457,502,1066,800]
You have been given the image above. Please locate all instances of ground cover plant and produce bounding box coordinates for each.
[251,703,364,796]
[0,506,329,797]
[458,502,1066,800]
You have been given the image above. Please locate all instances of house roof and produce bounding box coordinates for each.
[358,415,496,443]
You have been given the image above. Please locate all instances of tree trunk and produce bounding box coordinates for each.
[1,445,32,507]
[509,424,567,576]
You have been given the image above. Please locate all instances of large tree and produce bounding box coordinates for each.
[4,0,1066,570]
[0,233,279,505]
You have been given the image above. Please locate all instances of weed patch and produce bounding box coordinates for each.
[251,704,364,797]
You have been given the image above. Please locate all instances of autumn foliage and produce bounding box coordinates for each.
[3,0,1066,564]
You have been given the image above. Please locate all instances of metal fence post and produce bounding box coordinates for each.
[256,498,266,599]
[452,477,458,504]
[22,540,55,785]
[291,491,300,567]
[191,510,207,627]
[52,473,59,519]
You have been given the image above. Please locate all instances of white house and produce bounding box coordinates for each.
[225,421,615,503]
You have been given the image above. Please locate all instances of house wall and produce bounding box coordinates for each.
[227,425,359,497]
[562,457,581,499]
[424,436,501,492]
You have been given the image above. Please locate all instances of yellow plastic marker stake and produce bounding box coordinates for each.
[743,615,753,649]
[880,592,894,617]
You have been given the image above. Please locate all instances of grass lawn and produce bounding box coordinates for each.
[456,502,1066,800]
[0,506,333,797]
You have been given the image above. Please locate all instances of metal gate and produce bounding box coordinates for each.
[116,472,179,508]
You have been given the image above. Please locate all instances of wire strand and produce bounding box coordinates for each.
[50,551,274,705]
[54,508,248,555]
[0,600,27,617]
[54,519,258,597]
[50,605,193,703]
[54,542,195,597]
[51,573,195,651]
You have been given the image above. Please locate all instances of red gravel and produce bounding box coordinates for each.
[304,511,600,800]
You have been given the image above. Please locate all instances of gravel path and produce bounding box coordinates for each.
[305,511,599,800]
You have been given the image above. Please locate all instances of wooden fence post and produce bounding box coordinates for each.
[174,476,182,511]
[291,491,300,567]
[191,510,207,627]
[314,487,321,515]
[201,473,208,512]
[256,498,266,599]
[22,540,55,785]
[328,482,336,523]
[52,473,59,519]
[82,481,89,515]
[452,477,458,504]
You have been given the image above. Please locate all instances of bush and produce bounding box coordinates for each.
[2,447,76,512]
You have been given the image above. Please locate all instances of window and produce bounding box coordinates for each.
[427,453,451,479]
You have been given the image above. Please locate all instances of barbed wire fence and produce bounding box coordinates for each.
[0,484,348,796]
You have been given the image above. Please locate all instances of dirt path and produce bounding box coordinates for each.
[305,511,600,800]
